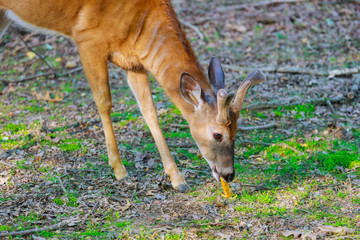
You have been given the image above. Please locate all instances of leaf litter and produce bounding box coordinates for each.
[0,0,360,239]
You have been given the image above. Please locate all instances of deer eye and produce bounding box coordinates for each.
[213,133,223,142]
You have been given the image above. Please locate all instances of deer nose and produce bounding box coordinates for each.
[220,172,235,183]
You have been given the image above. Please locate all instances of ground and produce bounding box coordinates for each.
[0,0,360,239]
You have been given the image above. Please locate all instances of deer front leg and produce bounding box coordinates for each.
[78,44,128,180]
[127,71,188,192]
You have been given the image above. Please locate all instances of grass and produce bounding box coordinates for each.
[2,82,358,238]
[273,104,316,119]
[1,30,360,239]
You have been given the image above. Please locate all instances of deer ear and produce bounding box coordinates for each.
[208,57,225,93]
[180,73,204,107]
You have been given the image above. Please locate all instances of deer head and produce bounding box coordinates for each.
[180,57,265,183]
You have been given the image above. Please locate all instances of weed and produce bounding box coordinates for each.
[116,220,133,228]
[352,197,360,205]
[53,198,65,206]
[0,225,10,231]
[2,122,26,133]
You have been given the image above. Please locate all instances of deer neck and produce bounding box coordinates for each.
[134,5,212,120]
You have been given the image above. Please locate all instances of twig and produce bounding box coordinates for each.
[17,34,58,77]
[57,67,83,77]
[55,175,67,193]
[178,18,204,40]
[41,113,113,133]
[0,160,15,167]
[217,0,307,12]
[328,68,360,78]
[80,201,99,226]
[241,184,262,188]
[326,99,337,114]
[169,143,196,148]
[241,183,271,190]
[0,218,79,237]
[42,111,133,133]
[193,222,238,229]
[218,63,360,77]
[1,67,83,84]
[273,143,305,155]
[294,208,313,215]
[1,72,56,84]
[318,184,340,188]
[238,140,271,146]
[129,199,156,223]
[238,122,278,131]
[169,123,188,129]
[326,99,339,126]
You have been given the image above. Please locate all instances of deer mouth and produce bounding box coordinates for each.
[212,167,220,182]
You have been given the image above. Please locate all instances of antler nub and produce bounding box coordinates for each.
[232,70,266,116]
[216,89,235,125]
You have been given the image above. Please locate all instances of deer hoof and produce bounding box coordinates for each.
[175,183,190,192]
[113,167,129,181]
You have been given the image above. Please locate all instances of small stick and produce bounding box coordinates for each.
[178,18,204,40]
[1,72,56,84]
[80,201,99,226]
[16,33,58,77]
[0,160,15,167]
[169,123,188,128]
[55,175,67,193]
[0,218,79,237]
[169,143,196,148]
[206,63,359,77]
[1,67,83,84]
[129,199,156,223]
[318,184,340,188]
[294,208,313,215]
[239,141,271,146]
[273,143,305,155]
[217,0,306,12]
[238,122,278,131]
[326,99,337,114]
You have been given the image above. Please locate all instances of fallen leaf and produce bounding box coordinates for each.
[154,194,166,200]
[26,51,36,59]
[147,158,155,168]
[5,83,16,94]
[35,155,42,162]
[119,199,131,211]
[65,60,77,68]
[32,91,64,102]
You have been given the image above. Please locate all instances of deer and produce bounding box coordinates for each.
[0,0,265,192]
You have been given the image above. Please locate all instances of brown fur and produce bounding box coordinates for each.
[0,0,262,190]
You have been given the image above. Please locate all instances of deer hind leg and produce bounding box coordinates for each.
[78,44,128,180]
[0,9,11,39]
[127,71,188,192]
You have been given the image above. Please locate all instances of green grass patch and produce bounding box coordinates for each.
[273,104,315,119]
[111,110,140,127]
[0,225,10,231]
[53,198,65,206]
[1,122,26,134]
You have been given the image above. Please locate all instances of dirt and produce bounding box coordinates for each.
[0,0,359,239]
